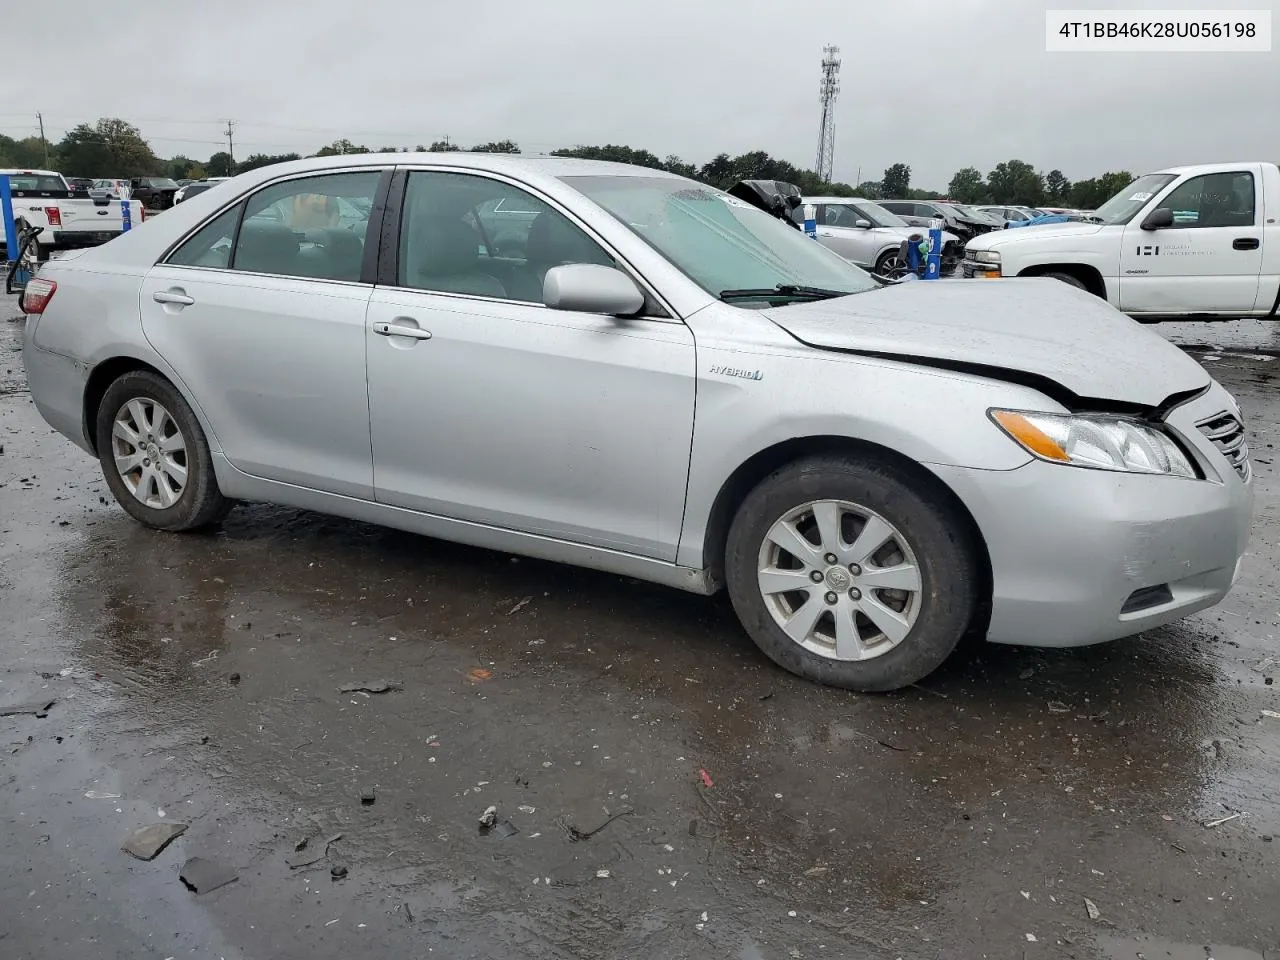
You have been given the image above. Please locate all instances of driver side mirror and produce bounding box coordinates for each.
[1141,207,1174,231]
[543,264,644,316]
[854,219,872,229]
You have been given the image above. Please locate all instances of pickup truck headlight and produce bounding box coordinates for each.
[971,250,1000,263]
[990,410,1196,478]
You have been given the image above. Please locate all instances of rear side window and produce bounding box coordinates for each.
[168,206,241,269]
[235,171,381,281]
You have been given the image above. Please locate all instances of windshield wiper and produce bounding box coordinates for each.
[719,284,849,302]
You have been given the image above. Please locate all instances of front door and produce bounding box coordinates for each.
[139,168,386,499]
[1119,169,1263,315]
[365,169,696,560]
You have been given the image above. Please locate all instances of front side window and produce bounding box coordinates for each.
[233,171,381,281]
[398,171,615,302]
[565,176,880,303]
[1159,172,1256,228]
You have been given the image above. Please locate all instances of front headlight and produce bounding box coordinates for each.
[970,250,1000,263]
[990,410,1197,478]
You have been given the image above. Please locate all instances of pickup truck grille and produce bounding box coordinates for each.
[1197,411,1250,481]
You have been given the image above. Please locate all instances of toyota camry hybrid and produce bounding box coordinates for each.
[20,153,1253,692]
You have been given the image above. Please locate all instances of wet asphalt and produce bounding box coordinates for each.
[2,303,1279,960]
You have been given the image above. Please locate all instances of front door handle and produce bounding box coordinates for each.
[1233,237,1260,250]
[153,289,195,306]
[373,321,432,340]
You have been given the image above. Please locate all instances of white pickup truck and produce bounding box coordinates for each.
[1,168,144,261]
[961,161,1280,321]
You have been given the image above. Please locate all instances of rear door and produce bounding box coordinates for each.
[139,167,388,499]
[815,203,881,266]
[1119,168,1264,315]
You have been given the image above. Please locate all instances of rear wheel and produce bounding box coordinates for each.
[725,456,979,692]
[95,371,231,531]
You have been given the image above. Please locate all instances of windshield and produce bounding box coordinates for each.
[1091,174,1177,224]
[3,173,66,191]
[564,176,880,302]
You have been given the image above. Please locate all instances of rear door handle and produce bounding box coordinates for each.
[1233,237,1260,250]
[152,289,195,306]
[373,321,432,340]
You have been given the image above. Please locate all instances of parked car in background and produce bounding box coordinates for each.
[128,177,181,210]
[975,204,1044,226]
[173,177,231,204]
[796,197,961,275]
[961,161,1280,321]
[0,168,144,260]
[65,177,94,193]
[879,199,997,244]
[91,178,132,199]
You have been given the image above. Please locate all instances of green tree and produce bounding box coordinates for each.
[855,180,882,198]
[236,153,301,174]
[166,155,196,180]
[662,155,698,179]
[470,140,520,154]
[187,163,208,180]
[377,145,401,153]
[1068,171,1133,209]
[947,167,986,204]
[551,144,665,170]
[0,134,52,170]
[881,163,911,198]
[56,118,158,177]
[427,139,459,152]
[1045,169,1070,204]
[986,159,1045,206]
[206,152,234,177]
[314,139,370,156]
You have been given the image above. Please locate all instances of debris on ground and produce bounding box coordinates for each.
[360,787,376,806]
[1025,933,1038,943]
[122,822,188,861]
[287,833,343,869]
[1254,657,1278,674]
[804,866,829,877]
[558,808,633,842]
[330,865,348,880]
[84,790,122,800]
[1,698,56,718]
[228,672,241,686]
[518,804,536,815]
[478,805,499,829]
[1047,701,1070,714]
[1261,710,1280,720]
[339,680,401,694]
[1018,668,1035,680]
[1084,897,1101,921]
[699,768,714,788]
[507,596,532,615]
[494,820,520,838]
[596,869,611,879]
[467,668,493,683]
[294,836,310,852]
[179,857,239,894]
[1204,813,1242,828]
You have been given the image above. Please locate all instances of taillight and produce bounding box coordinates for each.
[140,205,147,222]
[21,278,57,315]
[45,206,62,226]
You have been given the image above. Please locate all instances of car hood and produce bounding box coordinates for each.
[763,277,1209,410]
[967,222,1105,250]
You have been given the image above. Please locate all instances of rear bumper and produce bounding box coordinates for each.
[929,454,1253,648]
[21,332,93,454]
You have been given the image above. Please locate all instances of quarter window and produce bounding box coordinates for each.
[1159,172,1256,228]
[168,206,241,269]
[398,171,615,302]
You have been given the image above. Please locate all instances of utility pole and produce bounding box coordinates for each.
[37,112,50,167]
[223,120,236,169]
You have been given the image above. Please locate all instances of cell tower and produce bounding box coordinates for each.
[815,45,841,183]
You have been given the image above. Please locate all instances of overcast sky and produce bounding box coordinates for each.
[4,0,1277,189]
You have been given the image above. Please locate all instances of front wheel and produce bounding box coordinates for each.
[873,250,907,280]
[95,370,231,531]
[725,456,979,692]
[1042,271,1088,291]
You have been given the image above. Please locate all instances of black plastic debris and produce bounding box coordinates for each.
[179,857,239,894]
[339,680,400,694]
[287,833,343,869]
[330,864,348,880]
[1,698,56,718]
[229,672,241,686]
[494,820,519,838]
[122,822,188,861]
[360,787,376,806]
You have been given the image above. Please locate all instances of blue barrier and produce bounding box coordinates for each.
[802,203,817,240]
[121,198,132,232]
[1,175,16,259]
[924,222,943,280]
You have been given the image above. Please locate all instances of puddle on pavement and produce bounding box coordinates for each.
[1099,934,1265,960]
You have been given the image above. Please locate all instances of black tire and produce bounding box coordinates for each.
[724,455,979,692]
[95,370,231,531]
[1042,271,1088,291]
[874,250,905,279]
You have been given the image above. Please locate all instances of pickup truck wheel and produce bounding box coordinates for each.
[94,371,231,532]
[725,456,978,692]
[1043,271,1087,291]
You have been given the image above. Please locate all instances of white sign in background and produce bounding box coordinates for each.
[1046,9,1272,52]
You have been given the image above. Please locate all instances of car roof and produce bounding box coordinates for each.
[222,152,685,183]
[801,196,877,204]
[0,168,62,176]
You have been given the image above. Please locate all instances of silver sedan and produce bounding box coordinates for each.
[20,154,1253,691]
